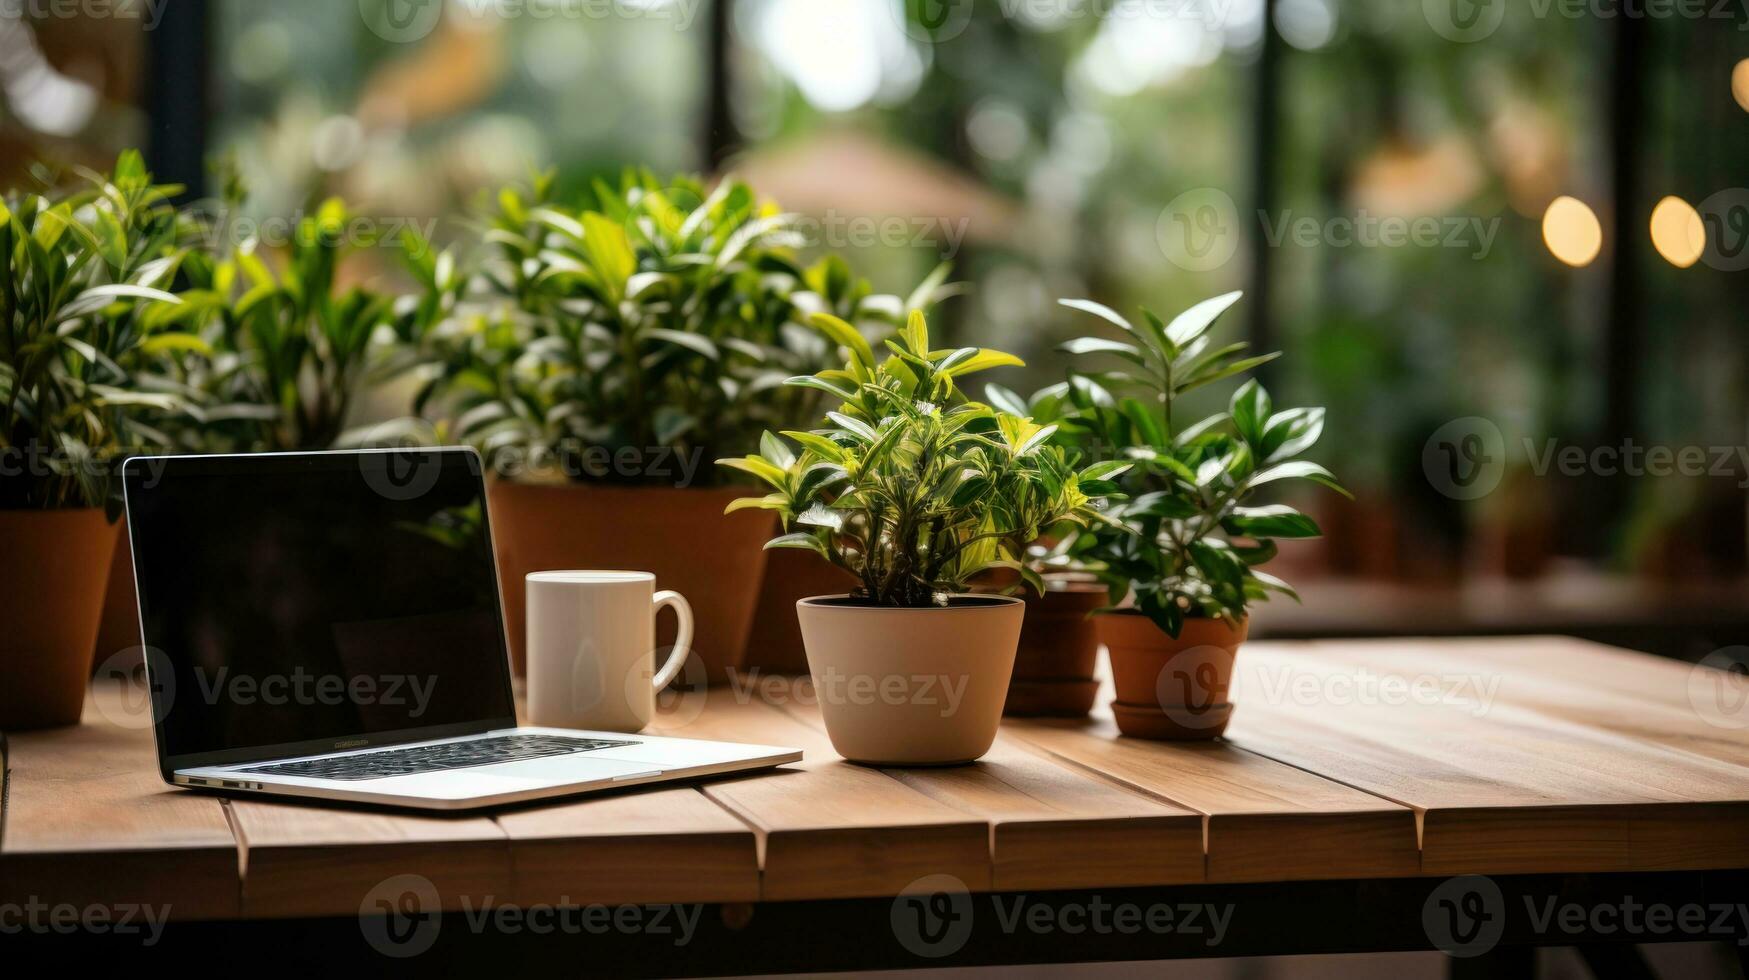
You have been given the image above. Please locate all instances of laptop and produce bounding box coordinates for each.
[121,448,800,811]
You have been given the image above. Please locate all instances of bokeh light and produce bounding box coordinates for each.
[1542,195,1603,268]
[1648,195,1705,269]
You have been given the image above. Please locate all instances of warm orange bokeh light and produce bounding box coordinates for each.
[1649,195,1706,268]
[1734,58,1749,113]
[1542,195,1603,267]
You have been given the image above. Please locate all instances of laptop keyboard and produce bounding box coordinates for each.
[240,733,637,782]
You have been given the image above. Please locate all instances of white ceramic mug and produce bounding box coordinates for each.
[526,571,694,733]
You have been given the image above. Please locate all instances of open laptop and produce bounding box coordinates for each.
[121,448,800,811]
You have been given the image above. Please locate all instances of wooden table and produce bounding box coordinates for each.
[4,636,1748,974]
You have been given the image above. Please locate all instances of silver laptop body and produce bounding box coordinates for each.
[121,449,798,811]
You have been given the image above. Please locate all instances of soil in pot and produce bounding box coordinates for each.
[742,548,857,674]
[797,595,1023,765]
[1096,611,1247,740]
[1004,580,1106,717]
[488,482,776,684]
[0,508,121,729]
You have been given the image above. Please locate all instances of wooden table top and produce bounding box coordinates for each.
[3,636,1747,922]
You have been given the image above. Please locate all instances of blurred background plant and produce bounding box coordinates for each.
[0,152,199,511]
[6,0,1748,655]
[144,180,398,453]
[386,171,955,484]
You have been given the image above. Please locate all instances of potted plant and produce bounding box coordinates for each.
[1058,292,1346,739]
[720,310,1121,764]
[398,172,936,683]
[979,383,1110,717]
[740,259,959,675]
[1,152,197,728]
[95,190,397,666]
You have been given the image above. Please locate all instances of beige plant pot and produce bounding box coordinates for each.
[796,595,1024,766]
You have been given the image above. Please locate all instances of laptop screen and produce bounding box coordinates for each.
[123,450,517,767]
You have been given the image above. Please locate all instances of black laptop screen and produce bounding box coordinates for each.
[124,451,517,763]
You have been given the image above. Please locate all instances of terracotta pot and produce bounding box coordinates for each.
[1096,612,1248,740]
[797,595,1023,765]
[0,508,121,730]
[1004,582,1106,717]
[94,531,141,670]
[742,548,857,674]
[487,482,776,684]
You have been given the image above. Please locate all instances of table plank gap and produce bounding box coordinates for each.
[650,693,993,900]
[767,695,1206,890]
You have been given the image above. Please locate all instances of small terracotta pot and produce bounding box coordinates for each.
[0,508,121,730]
[487,482,776,684]
[742,548,858,674]
[93,531,141,670]
[1096,612,1248,740]
[797,595,1024,765]
[1004,582,1106,717]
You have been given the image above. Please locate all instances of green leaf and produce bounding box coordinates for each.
[1224,505,1321,539]
[1249,460,1350,497]
[1059,298,1134,334]
[1164,290,1243,347]
[1060,337,1146,366]
[580,212,636,302]
[806,312,876,369]
[1230,379,1271,446]
[644,328,719,361]
[941,348,1024,378]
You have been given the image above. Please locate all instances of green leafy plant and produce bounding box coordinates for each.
[720,310,1123,608]
[147,194,396,453]
[393,171,941,485]
[0,152,198,511]
[1053,291,1348,636]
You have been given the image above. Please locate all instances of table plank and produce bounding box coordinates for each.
[767,696,1205,891]
[227,799,510,919]
[649,695,992,900]
[0,683,240,921]
[1343,635,1749,765]
[1225,639,1749,875]
[494,787,760,906]
[1006,714,1420,883]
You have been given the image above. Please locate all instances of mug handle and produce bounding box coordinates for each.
[650,590,694,691]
